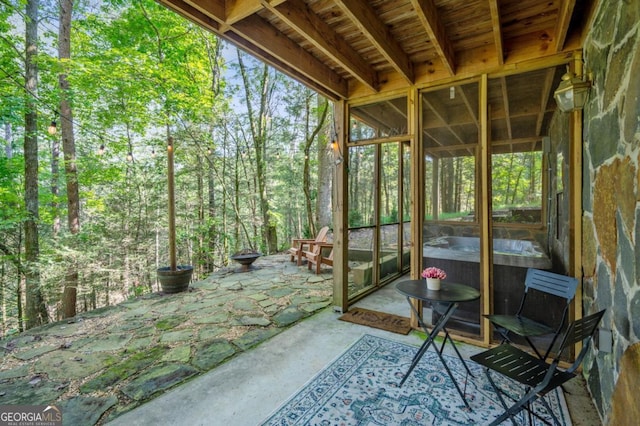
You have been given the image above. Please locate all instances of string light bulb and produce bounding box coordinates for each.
[151,148,156,158]
[126,152,133,162]
[97,144,105,155]
[47,120,57,135]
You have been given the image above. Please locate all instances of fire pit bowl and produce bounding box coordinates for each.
[230,250,262,272]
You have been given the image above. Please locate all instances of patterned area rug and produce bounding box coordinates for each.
[260,334,571,425]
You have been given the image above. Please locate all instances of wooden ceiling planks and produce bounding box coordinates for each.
[158,0,595,99]
[156,0,597,154]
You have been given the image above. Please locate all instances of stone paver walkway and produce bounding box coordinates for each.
[0,254,332,425]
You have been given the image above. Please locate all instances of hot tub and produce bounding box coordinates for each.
[421,236,553,336]
[423,236,551,269]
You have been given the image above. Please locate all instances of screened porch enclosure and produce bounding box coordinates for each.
[346,141,412,301]
[345,64,569,343]
[156,0,593,349]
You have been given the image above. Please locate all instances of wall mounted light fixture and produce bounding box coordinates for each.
[331,139,343,165]
[330,110,344,165]
[554,72,591,112]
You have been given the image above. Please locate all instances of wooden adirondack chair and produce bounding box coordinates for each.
[304,242,333,274]
[288,226,329,266]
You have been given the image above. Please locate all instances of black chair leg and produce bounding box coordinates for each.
[524,336,544,359]
[485,369,519,426]
[537,396,562,426]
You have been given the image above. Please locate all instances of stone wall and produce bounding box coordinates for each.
[582,0,640,422]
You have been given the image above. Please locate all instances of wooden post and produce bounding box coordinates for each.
[479,74,493,346]
[569,52,584,358]
[167,137,177,271]
[332,100,349,312]
[409,87,423,328]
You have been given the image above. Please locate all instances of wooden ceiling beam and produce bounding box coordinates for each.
[425,141,477,154]
[500,77,512,140]
[488,0,504,65]
[159,0,221,32]
[172,0,345,99]
[492,136,541,147]
[222,31,342,100]
[457,86,479,128]
[352,110,396,134]
[422,97,465,144]
[335,0,414,84]
[181,0,287,31]
[265,0,379,92]
[181,0,225,22]
[536,68,556,135]
[553,0,576,52]
[230,14,348,98]
[409,0,455,75]
[423,129,443,149]
[225,0,261,25]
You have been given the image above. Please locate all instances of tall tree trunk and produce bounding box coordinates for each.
[454,157,462,211]
[24,0,48,329]
[237,53,277,253]
[59,0,79,318]
[350,151,360,222]
[51,137,60,236]
[302,94,314,235]
[316,123,332,227]
[203,34,221,269]
[196,155,205,274]
[4,123,12,158]
[207,154,216,271]
[301,94,329,233]
[382,147,390,217]
[505,153,514,204]
[220,127,229,264]
[528,152,537,200]
[233,149,240,252]
[167,136,177,270]
[441,158,455,212]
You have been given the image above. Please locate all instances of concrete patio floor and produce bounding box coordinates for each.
[108,275,603,426]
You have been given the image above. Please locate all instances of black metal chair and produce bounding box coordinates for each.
[485,268,579,360]
[471,309,605,426]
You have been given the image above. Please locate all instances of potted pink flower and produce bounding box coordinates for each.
[421,267,446,290]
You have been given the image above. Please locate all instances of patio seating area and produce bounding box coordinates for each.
[108,262,601,425]
[0,254,601,425]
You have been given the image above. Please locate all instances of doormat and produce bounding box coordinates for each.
[338,307,412,335]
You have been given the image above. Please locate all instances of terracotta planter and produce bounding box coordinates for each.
[157,265,193,293]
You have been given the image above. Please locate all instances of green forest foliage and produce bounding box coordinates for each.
[0,0,330,335]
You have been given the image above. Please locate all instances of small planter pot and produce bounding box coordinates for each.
[157,265,194,293]
[426,278,441,291]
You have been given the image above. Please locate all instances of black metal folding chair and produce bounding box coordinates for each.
[471,309,605,426]
[485,268,579,360]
